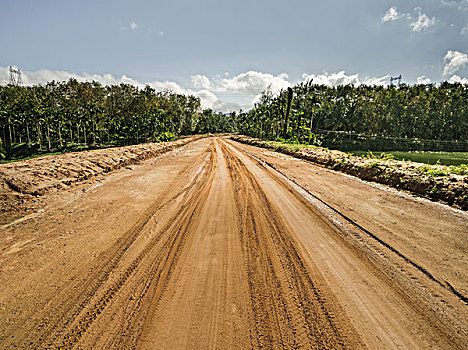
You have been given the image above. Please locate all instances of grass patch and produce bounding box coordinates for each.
[450,164,468,175]
[351,150,468,166]
[262,139,324,152]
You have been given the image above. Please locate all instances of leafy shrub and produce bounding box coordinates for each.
[416,166,449,177]
[157,131,175,142]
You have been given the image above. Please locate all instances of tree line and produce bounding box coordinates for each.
[1,79,467,157]
[234,82,468,146]
[0,79,207,154]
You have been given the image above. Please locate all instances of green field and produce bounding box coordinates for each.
[351,151,468,166]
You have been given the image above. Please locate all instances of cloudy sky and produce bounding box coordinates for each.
[1,0,467,111]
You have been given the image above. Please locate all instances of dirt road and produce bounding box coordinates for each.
[0,137,466,349]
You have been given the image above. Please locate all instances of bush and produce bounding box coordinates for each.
[157,131,175,142]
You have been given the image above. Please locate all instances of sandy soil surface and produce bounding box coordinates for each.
[0,137,466,349]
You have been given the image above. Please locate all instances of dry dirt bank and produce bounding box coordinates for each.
[0,135,206,224]
[230,135,468,210]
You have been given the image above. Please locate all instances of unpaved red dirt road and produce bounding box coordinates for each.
[0,137,466,349]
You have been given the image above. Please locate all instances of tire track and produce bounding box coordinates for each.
[4,136,465,349]
[135,139,252,350]
[98,142,220,349]
[250,147,467,304]
[221,140,357,349]
[21,142,217,349]
[226,138,468,348]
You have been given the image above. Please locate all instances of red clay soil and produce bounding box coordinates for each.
[0,137,466,349]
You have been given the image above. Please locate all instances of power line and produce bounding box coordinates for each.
[390,74,401,86]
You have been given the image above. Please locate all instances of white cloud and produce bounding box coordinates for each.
[461,24,468,35]
[409,8,437,32]
[443,50,468,76]
[150,80,186,93]
[448,75,468,83]
[362,75,391,85]
[381,7,437,32]
[189,71,292,111]
[218,71,291,94]
[193,90,220,109]
[191,75,211,89]
[417,76,432,84]
[159,31,164,36]
[302,71,389,86]
[191,90,244,111]
[381,7,407,22]
[119,22,141,32]
[0,66,144,87]
[303,71,359,85]
[441,0,468,10]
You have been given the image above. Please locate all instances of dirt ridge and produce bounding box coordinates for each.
[230,135,468,210]
[0,135,206,219]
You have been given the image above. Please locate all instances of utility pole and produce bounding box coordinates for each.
[9,66,23,86]
[390,74,401,86]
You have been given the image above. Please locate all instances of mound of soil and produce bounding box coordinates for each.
[231,135,468,210]
[0,136,205,218]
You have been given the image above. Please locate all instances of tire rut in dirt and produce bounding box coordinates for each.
[21,143,218,349]
[101,143,220,349]
[221,141,355,349]
[227,139,468,348]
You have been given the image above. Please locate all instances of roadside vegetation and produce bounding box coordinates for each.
[235,137,468,177]
[350,150,468,166]
[1,79,467,163]
[234,82,468,152]
[0,79,232,161]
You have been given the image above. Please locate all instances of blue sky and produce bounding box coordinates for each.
[1,0,467,111]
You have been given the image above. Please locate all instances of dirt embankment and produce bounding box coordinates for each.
[0,135,205,219]
[231,135,468,210]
